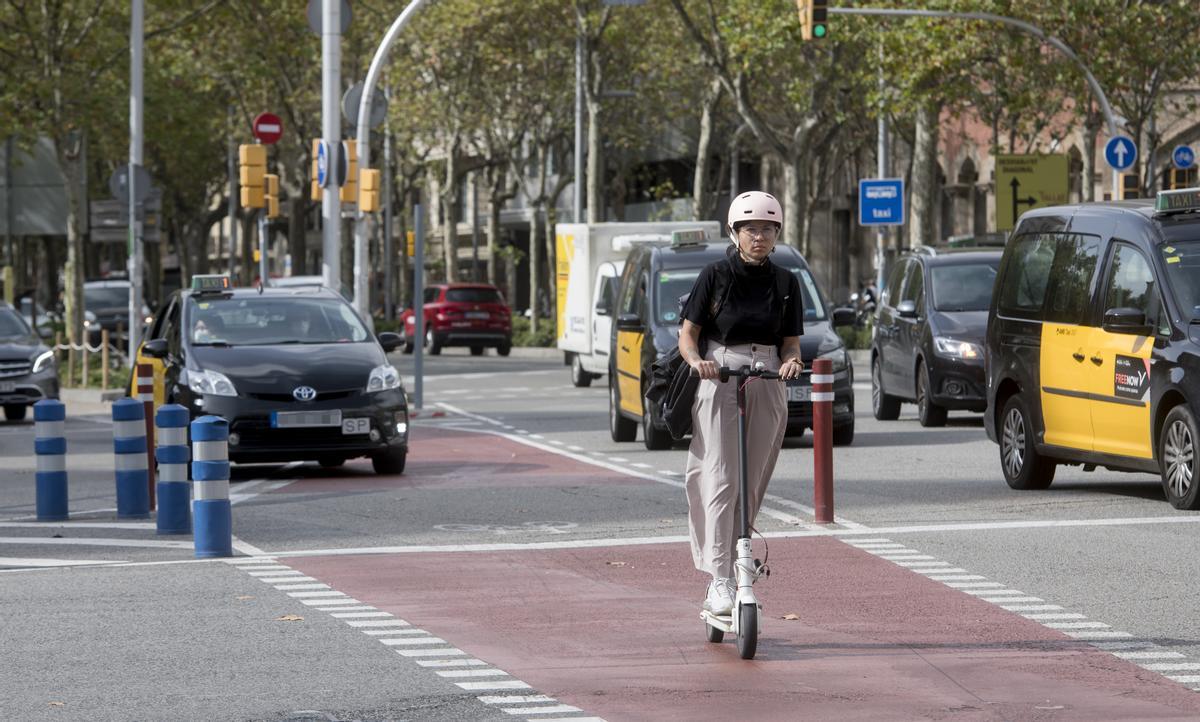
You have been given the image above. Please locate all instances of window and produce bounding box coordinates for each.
[1043,234,1101,324]
[422,288,439,304]
[0,309,29,338]
[1103,243,1161,330]
[883,261,908,308]
[900,260,924,304]
[997,234,1059,319]
[657,270,699,323]
[1160,240,1200,321]
[789,268,828,321]
[596,276,617,315]
[931,262,999,312]
[186,297,370,346]
[618,259,641,316]
[446,287,504,304]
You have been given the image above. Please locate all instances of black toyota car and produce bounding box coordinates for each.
[141,277,408,474]
[871,248,1002,426]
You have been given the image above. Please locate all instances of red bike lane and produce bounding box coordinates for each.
[281,427,1200,720]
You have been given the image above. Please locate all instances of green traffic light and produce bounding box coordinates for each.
[814,24,827,38]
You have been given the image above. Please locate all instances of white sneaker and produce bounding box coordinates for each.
[703,577,735,616]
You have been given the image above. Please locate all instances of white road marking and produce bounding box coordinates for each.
[0,537,191,549]
[0,521,154,530]
[394,647,466,657]
[478,695,557,705]
[331,611,391,618]
[377,631,444,641]
[377,637,447,646]
[1023,613,1086,620]
[274,583,330,591]
[0,557,125,567]
[299,597,361,606]
[418,659,488,668]
[456,680,532,691]
[502,705,583,716]
[258,576,317,583]
[346,619,412,627]
[437,669,509,678]
[287,591,346,598]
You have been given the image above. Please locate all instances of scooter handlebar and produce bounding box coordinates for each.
[718,365,781,382]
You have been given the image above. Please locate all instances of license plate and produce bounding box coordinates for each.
[342,418,371,435]
[787,385,811,403]
[465,311,489,319]
[271,410,342,428]
[0,382,14,393]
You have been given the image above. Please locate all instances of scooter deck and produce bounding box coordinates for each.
[701,609,733,633]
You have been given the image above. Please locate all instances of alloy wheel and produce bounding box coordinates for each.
[1164,419,1194,500]
[1002,407,1025,479]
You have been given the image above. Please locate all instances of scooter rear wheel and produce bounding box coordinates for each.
[737,604,758,659]
[705,621,724,643]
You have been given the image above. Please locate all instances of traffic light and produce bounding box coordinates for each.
[264,173,280,219]
[340,140,358,204]
[310,139,322,201]
[239,144,266,208]
[359,169,381,213]
[1120,173,1140,200]
[797,0,828,41]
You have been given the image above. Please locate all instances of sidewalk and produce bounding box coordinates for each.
[58,387,123,417]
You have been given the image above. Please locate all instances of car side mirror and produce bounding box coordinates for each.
[1102,307,1153,336]
[37,326,52,340]
[377,331,402,352]
[616,313,642,331]
[832,307,855,327]
[143,338,169,359]
[896,300,918,319]
[594,301,610,317]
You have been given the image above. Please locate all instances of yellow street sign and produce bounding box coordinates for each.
[995,154,1069,231]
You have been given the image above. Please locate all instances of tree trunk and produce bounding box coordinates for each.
[289,194,307,276]
[487,175,503,285]
[1081,111,1100,203]
[58,138,86,347]
[909,102,939,248]
[442,144,459,282]
[528,202,543,335]
[545,205,558,322]
[693,78,722,221]
[586,60,604,223]
[783,156,806,251]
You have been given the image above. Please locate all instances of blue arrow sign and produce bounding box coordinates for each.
[316,140,330,188]
[1173,145,1195,171]
[859,179,905,227]
[1105,135,1137,172]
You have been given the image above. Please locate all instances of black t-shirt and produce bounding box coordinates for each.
[681,246,804,345]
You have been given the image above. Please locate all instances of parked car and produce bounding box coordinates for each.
[608,235,855,449]
[399,283,512,356]
[269,275,353,301]
[135,275,409,473]
[0,302,58,421]
[871,247,1002,426]
[84,279,152,346]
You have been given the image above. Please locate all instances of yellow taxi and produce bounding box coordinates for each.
[986,188,1200,509]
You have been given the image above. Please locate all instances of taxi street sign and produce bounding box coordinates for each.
[1173,145,1195,171]
[1105,135,1137,172]
[858,178,905,226]
[995,154,1068,231]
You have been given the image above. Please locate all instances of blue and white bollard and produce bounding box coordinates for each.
[112,398,150,519]
[191,415,232,558]
[33,399,68,521]
[155,404,191,535]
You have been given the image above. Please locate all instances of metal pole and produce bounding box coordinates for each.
[876,42,889,292]
[383,90,394,321]
[227,105,238,278]
[128,0,144,365]
[353,0,433,319]
[258,211,268,286]
[322,0,342,296]
[412,193,424,410]
[574,33,584,223]
[471,172,480,281]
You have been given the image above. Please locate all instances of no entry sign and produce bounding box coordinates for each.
[252,112,283,145]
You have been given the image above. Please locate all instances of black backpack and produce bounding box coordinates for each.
[645,260,793,440]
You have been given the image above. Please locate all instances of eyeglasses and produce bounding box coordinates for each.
[738,225,778,240]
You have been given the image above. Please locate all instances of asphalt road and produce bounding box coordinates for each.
[4,348,1200,720]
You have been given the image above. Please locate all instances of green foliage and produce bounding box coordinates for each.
[837,325,873,351]
[58,358,131,392]
[511,314,555,348]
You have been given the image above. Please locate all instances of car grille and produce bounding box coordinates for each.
[245,389,359,403]
[0,360,32,378]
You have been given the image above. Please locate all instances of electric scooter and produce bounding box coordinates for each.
[700,362,777,660]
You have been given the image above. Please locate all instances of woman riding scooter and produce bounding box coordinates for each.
[677,191,805,618]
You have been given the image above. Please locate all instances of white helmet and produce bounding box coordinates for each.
[727,191,783,235]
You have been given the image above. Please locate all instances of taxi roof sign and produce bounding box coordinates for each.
[670,229,708,247]
[191,274,231,292]
[1156,188,1200,214]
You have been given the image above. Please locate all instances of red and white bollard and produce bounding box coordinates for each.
[136,363,156,510]
[811,357,834,524]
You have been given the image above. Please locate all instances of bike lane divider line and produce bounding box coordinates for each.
[281,538,1200,720]
[220,557,607,721]
[842,537,1200,690]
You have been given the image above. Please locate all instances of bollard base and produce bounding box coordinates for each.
[35,472,69,521]
[116,470,151,519]
[156,482,192,535]
[193,498,232,558]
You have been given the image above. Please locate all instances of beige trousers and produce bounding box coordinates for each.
[685,343,787,579]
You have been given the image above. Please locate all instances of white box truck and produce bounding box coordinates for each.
[555,221,721,386]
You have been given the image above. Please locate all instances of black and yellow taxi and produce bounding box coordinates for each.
[986,188,1200,509]
[132,275,409,474]
[608,231,855,450]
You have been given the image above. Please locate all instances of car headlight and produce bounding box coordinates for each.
[934,336,982,360]
[367,364,401,393]
[816,345,848,373]
[32,350,54,373]
[186,368,238,397]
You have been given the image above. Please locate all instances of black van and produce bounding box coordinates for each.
[608,236,855,449]
[986,189,1200,509]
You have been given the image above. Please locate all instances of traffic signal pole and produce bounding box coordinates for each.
[128,0,144,365]
[827,6,1121,199]
[321,0,342,296]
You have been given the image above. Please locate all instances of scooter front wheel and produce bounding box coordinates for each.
[705,621,724,643]
[737,604,758,659]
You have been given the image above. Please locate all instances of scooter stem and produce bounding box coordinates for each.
[736,364,750,538]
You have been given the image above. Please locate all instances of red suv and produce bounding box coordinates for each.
[400,283,512,356]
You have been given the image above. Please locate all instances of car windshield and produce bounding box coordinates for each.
[655,266,828,324]
[445,287,504,304]
[84,287,129,309]
[0,309,30,338]
[1159,240,1200,320]
[930,262,1000,312]
[186,296,371,346]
